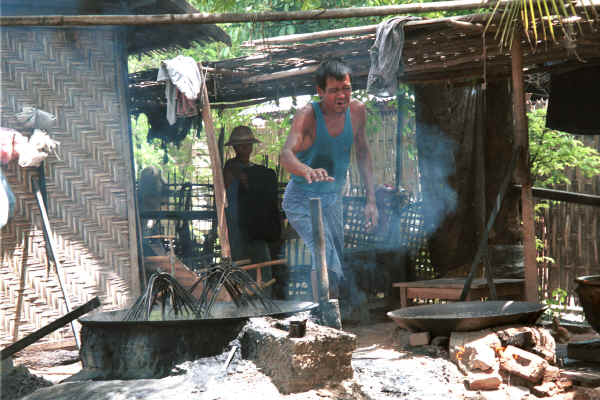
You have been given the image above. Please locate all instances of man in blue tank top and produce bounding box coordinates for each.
[280,58,378,297]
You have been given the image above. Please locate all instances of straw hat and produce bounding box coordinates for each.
[225,126,260,146]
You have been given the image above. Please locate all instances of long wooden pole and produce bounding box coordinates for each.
[511,35,538,303]
[200,78,231,259]
[310,198,330,304]
[1,297,100,360]
[32,178,80,348]
[0,0,499,26]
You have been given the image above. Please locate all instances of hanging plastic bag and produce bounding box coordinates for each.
[0,169,15,228]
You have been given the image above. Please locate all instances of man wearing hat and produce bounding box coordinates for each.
[224,126,280,293]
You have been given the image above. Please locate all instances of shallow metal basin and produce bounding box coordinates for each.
[387,301,547,338]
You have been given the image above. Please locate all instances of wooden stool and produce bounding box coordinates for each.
[392,278,525,308]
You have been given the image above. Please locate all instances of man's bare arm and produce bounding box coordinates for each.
[354,102,378,229]
[280,106,333,184]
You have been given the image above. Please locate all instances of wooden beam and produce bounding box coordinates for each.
[243,24,379,46]
[242,65,319,84]
[0,0,501,26]
[518,185,600,207]
[1,297,101,360]
[511,36,538,303]
[200,73,231,259]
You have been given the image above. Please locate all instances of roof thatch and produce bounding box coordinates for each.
[129,8,600,113]
[1,0,231,54]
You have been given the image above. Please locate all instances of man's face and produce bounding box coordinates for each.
[317,74,352,114]
[234,143,253,159]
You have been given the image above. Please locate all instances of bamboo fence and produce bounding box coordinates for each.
[536,135,600,308]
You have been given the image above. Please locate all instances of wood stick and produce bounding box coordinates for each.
[32,178,80,349]
[242,24,379,46]
[310,198,330,303]
[240,258,287,271]
[515,185,600,207]
[13,230,30,342]
[200,68,231,259]
[243,65,319,84]
[1,297,100,360]
[0,1,503,26]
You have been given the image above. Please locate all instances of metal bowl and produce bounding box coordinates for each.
[387,301,547,338]
[575,275,600,334]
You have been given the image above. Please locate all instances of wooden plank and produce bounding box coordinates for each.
[1,297,100,360]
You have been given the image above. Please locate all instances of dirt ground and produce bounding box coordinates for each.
[4,312,600,400]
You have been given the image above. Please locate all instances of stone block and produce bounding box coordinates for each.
[409,332,430,346]
[241,317,356,394]
[466,371,502,390]
[499,345,548,384]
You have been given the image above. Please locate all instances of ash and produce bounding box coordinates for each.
[352,350,468,399]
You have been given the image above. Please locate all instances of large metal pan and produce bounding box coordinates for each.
[77,300,317,380]
[387,301,547,338]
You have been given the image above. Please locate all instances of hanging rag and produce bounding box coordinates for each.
[157,55,204,125]
[367,16,420,96]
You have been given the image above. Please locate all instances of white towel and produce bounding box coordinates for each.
[157,55,203,125]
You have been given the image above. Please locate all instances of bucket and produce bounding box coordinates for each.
[489,245,524,279]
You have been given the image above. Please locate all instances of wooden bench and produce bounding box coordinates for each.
[392,278,525,308]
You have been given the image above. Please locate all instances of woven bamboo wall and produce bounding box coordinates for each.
[537,135,600,307]
[0,27,140,346]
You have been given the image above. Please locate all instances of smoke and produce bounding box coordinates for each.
[416,126,458,237]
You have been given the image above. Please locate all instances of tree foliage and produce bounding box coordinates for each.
[528,108,600,188]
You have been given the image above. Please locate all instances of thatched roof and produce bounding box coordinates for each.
[1,0,231,55]
[129,9,600,113]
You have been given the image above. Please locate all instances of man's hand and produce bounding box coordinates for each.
[364,201,378,232]
[303,167,335,184]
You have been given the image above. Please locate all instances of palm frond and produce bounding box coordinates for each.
[484,0,598,51]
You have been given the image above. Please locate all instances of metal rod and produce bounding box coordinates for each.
[32,177,80,349]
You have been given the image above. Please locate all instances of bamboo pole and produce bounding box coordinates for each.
[13,230,29,342]
[200,77,231,259]
[0,0,500,26]
[510,35,538,303]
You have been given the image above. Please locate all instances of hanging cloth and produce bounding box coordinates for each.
[157,55,204,125]
[367,16,421,96]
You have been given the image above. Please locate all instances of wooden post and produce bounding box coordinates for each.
[1,297,100,360]
[511,35,538,303]
[309,198,330,303]
[200,76,231,259]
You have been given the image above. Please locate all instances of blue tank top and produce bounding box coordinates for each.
[291,102,353,193]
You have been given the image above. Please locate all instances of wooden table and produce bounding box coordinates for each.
[392,278,525,308]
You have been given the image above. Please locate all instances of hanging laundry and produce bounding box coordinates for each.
[367,16,421,96]
[0,169,15,228]
[157,55,204,125]
[0,127,27,164]
[1,127,59,167]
